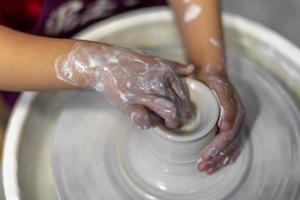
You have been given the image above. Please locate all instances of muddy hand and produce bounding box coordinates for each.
[196,73,245,174]
[55,42,194,129]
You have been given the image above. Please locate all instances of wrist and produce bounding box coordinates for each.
[195,63,227,79]
[190,51,227,78]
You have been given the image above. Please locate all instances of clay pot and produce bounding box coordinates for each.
[120,79,219,195]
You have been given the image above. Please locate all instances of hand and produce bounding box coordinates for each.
[55,42,194,129]
[196,72,245,174]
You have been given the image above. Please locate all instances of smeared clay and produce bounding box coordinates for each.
[184,3,202,23]
[197,157,203,164]
[209,37,222,49]
[55,42,194,128]
[222,156,229,165]
[218,105,225,126]
[208,147,220,158]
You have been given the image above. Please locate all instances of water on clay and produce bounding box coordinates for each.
[10,10,300,200]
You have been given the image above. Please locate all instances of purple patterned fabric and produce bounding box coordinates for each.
[33,0,167,37]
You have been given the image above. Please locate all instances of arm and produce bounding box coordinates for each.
[0,25,76,91]
[168,0,224,76]
[169,0,245,174]
[0,25,194,129]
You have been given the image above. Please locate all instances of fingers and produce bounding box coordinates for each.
[214,84,236,131]
[162,59,194,77]
[134,71,192,128]
[126,105,152,129]
[168,74,189,100]
[133,50,194,77]
[174,64,195,77]
[135,96,180,129]
[198,139,240,173]
[168,76,194,122]
[197,89,245,174]
[200,94,244,161]
[204,148,241,175]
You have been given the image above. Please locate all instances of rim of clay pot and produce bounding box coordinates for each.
[153,78,220,142]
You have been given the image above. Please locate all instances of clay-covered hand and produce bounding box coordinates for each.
[196,72,245,174]
[55,42,194,129]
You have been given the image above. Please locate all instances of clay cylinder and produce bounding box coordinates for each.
[146,78,220,162]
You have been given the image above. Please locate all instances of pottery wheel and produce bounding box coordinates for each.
[52,46,300,200]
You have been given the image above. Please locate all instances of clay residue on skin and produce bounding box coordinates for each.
[130,112,138,123]
[126,81,131,89]
[208,147,220,158]
[184,3,203,23]
[55,42,193,129]
[209,38,221,49]
[223,156,229,165]
[95,82,104,92]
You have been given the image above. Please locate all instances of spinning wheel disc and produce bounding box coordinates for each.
[53,50,300,200]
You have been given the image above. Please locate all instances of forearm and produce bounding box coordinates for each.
[0,25,79,91]
[169,1,245,175]
[169,0,225,76]
[0,26,196,130]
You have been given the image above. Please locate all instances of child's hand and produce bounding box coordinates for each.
[196,72,245,174]
[55,42,194,129]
